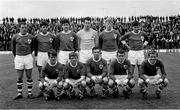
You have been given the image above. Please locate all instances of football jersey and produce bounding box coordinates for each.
[141,59,166,76]
[99,29,121,52]
[86,57,108,76]
[56,31,78,51]
[121,31,148,50]
[64,62,85,79]
[77,28,97,50]
[110,59,131,75]
[42,62,64,79]
[12,33,34,56]
[34,32,56,56]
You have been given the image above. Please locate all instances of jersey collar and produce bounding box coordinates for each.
[148,59,157,65]
[48,61,57,67]
[116,58,125,64]
[132,30,140,34]
[62,30,71,34]
[104,28,113,32]
[92,56,101,62]
[40,32,49,36]
[70,62,78,68]
[19,33,28,36]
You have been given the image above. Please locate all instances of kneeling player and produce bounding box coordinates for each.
[138,49,168,99]
[38,49,64,100]
[108,49,135,98]
[86,47,109,97]
[63,52,86,99]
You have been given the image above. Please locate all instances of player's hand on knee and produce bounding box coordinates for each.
[91,76,97,83]
[91,76,96,81]
[145,78,150,85]
[97,76,102,83]
[124,78,129,84]
[51,80,57,87]
[161,75,166,82]
[39,81,45,89]
[43,81,49,87]
[115,79,120,85]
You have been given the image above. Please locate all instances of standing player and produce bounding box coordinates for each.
[108,49,135,98]
[77,17,98,64]
[99,17,121,65]
[12,22,35,99]
[38,49,64,100]
[63,52,86,99]
[86,47,109,97]
[138,50,168,99]
[34,21,57,81]
[120,21,149,79]
[56,19,78,65]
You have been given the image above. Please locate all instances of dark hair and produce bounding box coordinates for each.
[92,46,101,53]
[48,49,57,57]
[19,22,27,27]
[84,17,91,22]
[61,19,70,25]
[69,52,78,59]
[148,49,158,57]
[40,21,48,27]
[132,21,140,27]
[105,17,113,24]
[117,49,125,55]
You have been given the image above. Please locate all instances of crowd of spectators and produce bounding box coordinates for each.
[0,15,180,51]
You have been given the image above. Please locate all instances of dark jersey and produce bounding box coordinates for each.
[99,29,121,52]
[56,31,78,52]
[42,62,64,80]
[120,31,148,50]
[86,57,108,76]
[141,59,166,76]
[12,33,34,56]
[34,32,57,56]
[64,62,85,79]
[110,59,131,75]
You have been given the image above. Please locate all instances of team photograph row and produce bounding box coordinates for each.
[1,15,180,51]
[11,17,168,101]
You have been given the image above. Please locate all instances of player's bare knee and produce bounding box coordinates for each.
[129,79,135,88]
[58,81,63,88]
[108,80,115,88]
[102,77,108,83]
[162,78,168,87]
[138,79,145,87]
[17,77,23,82]
[63,82,69,89]
[39,82,45,90]
[26,73,32,80]
[81,80,86,87]
[86,77,91,84]
[164,78,168,84]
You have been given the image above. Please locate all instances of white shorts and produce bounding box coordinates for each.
[79,50,92,63]
[128,50,145,65]
[58,51,73,65]
[138,74,162,85]
[37,52,49,67]
[14,54,33,70]
[110,75,128,86]
[102,51,116,64]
